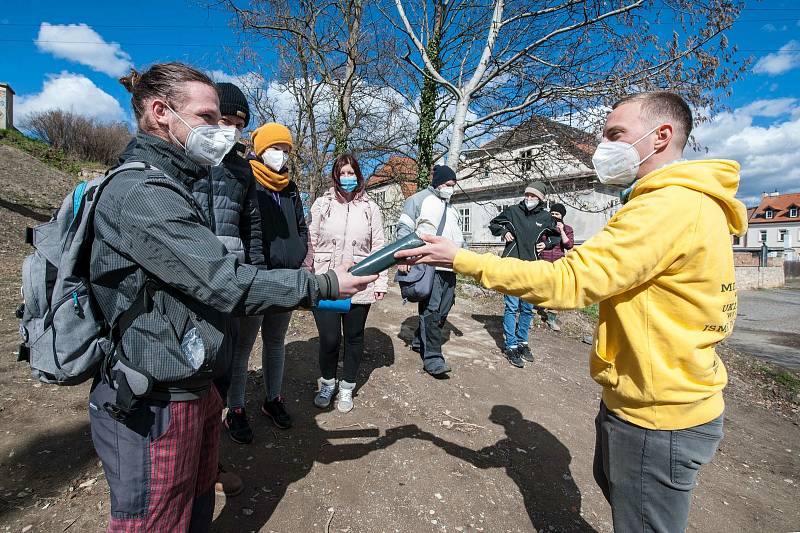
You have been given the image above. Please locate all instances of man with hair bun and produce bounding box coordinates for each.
[397,91,749,531]
[90,62,375,532]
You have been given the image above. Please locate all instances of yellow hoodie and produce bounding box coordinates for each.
[454,160,748,430]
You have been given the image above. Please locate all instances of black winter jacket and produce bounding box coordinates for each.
[489,201,560,260]
[256,178,309,270]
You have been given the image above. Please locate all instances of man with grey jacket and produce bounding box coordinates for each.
[92,62,375,532]
[396,165,464,377]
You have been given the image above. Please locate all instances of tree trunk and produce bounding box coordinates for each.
[446,96,470,170]
[415,0,445,188]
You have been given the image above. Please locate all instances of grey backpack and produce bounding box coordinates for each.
[17,161,156,385]
[395,208,447,302]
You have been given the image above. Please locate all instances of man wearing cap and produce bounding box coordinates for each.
[489,182,559,367]
[396,165,464,377]
[211,82,265,494]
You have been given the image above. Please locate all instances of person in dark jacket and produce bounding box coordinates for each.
[489,181,559,368]
[223,121,308,439]
[91,63,375,532]
[536,202,575,331]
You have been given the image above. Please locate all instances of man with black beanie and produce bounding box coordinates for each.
[396,165,464,377]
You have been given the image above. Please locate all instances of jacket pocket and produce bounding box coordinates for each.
[313,252,332,274]
[590,350,619,388]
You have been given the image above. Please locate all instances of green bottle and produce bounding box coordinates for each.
[348,232,425,276]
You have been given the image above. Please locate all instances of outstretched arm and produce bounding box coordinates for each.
[396,187,696,309]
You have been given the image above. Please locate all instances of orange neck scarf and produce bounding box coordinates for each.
[249,159,289,192]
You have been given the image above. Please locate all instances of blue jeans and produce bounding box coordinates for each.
[503,295,533,349]
[593,402,724,532]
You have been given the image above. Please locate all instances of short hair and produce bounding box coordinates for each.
[612,92,693,148]
[119,63,215,128]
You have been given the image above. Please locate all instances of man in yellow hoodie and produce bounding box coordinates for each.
[396,92,748,532]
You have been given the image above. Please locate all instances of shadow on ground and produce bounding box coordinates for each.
[471,313,506,351]
[0,421,96,518]
[213,326,400,530]
[410,405,595,532]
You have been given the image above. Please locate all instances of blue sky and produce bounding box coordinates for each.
[1,0,799,205]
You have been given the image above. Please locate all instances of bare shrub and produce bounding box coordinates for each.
[23,110,132,166]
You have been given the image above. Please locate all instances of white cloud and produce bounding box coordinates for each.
[691,98,800,203]
[753,40,800,76]
[35,23,133,77]
[16,72,127,123]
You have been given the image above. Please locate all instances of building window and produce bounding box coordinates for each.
[759,230,767,242]
[790,207,798,218]
[519,148,533,173]
[779,229,787,242]
[765,209,773,219]
[458,207,471,234]
[732,235,740,245]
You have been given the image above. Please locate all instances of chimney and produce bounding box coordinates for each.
[0,83,14,130]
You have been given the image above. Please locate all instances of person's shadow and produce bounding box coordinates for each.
[471,313,506,351]
[409,405,595,532]
[398,315,463,351]
[212,325,407,530]
[0,421,96,520]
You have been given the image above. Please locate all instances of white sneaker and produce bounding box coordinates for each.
[315,377,337,408]
[336,380,356,413]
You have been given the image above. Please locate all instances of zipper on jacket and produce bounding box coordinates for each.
[206,174,216,232]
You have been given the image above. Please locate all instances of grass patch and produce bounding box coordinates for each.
[0,128,101,176]
[755,362,800,395]
[580,303,599,320]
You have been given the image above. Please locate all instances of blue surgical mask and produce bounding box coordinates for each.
[340,176,358,192]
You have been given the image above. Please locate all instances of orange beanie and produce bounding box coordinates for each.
[251,123,293,156]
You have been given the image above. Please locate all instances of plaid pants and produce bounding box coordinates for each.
[89,381,222,533]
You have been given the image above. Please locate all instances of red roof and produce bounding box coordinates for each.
[366,155,418,197]
[749,192,800,224]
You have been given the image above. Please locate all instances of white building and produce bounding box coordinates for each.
[735,191,800,260]
[452,116,619,248]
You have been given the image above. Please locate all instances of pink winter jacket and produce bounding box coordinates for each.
[304,188,389,304]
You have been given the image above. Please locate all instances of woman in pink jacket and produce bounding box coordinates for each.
[305,154,388,412]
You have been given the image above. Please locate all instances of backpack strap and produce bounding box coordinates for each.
[100,279,158,421]
[435,206,447,237]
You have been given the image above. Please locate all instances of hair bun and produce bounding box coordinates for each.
[119,69,141,93]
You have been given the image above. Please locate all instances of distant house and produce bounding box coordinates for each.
[365,155,418,241]
[736,191,800,260]
[452,116,619,248]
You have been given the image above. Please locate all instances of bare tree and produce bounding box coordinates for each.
[23,110,132,165]
[220,0,418,198]
[391,0,747,171]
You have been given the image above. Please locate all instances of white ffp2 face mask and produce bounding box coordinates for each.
[524,198,539,210]
[592,126,659,185]
[437,186,454,200]
[261,150,289,172]
[166,104,238,166]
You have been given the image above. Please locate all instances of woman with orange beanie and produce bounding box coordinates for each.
[224,122,308,442]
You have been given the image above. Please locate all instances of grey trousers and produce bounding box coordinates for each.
[413,270,456,368]
[227,311,293,407]
[593,402,724,533]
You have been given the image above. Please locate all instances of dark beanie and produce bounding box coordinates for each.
[216,82,250,127]
[550,203,567,217]
[431,165,457,188]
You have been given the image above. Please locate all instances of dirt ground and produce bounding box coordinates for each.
[0,143,798,532]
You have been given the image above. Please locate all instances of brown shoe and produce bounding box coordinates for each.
[215,464,243,497]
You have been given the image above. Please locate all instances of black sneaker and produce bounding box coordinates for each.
[517,344,534,362]
[261,396,292,429]
[503,347,525,368]
[224,407,253,444]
